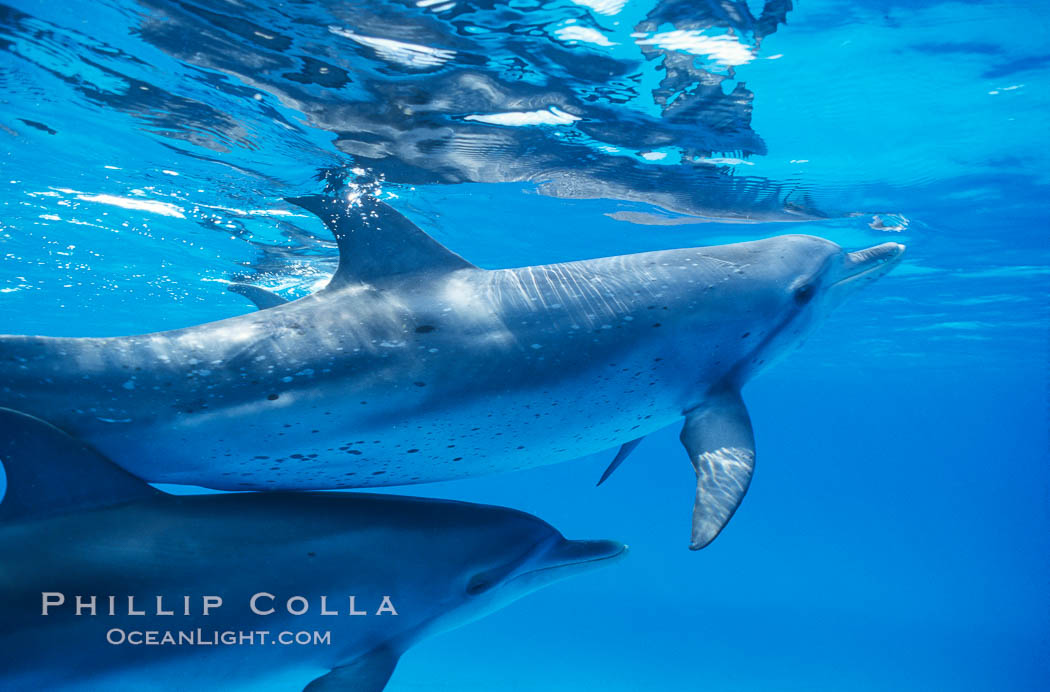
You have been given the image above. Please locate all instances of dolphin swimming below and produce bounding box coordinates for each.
[0,408,624,691]
[0,194,905,549]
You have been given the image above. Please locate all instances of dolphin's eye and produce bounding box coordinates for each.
[793,284,815,306]
[465,575,494,596]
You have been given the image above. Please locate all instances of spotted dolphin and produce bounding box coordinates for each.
[0,408,624,691]
[0,195,904,549]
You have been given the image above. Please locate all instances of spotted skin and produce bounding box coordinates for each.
[0,223,904,546]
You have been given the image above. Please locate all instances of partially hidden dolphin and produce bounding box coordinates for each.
[0,195,905,549]
[0,408,624,691]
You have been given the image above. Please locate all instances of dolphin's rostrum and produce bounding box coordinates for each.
[0,408,624,691]
[0,195,904,549]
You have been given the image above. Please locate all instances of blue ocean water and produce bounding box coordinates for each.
[0,1,1047,690]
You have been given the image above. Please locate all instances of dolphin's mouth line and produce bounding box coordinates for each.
[834,242,906,288]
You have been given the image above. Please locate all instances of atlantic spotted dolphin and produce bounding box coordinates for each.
[0,408,624,691]
[0,195,904,549]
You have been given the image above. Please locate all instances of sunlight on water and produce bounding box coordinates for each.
[0,0,1044,363]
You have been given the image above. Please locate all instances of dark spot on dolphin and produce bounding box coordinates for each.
[741,332,751,338]
[371,471,386,476]
[652,323,661,328]
[415,325,436,333]
[307,552,316,558]
[267,393,279,401]
[406,449,419,453]
[414,381,426,387]
[453,457,463,461]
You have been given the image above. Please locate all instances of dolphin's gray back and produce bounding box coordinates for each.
[0,244,753,489]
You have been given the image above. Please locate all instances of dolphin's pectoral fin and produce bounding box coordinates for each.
[286,194,477,288]
[596,437,644,486]
[304,646,401,692]
[0,408,162,522]
[226,282,289,310]
[680,389,756,550]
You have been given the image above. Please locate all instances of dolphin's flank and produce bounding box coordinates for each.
[0,195,904,549]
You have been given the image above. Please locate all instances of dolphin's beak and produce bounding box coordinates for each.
[837,242,906,288]
[827,242,906,306]
[512,538,627,588]
[542,538,627,569]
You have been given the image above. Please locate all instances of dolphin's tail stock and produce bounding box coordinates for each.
[285,194,477,289]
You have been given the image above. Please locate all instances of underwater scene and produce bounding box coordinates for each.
[0,0,1047,690]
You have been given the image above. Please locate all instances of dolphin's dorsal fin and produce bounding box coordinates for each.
[680,389,756,550]
[304,645,401,692]
[227,282,290,310]
[0,408,161,522]
[287,194,476,287]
